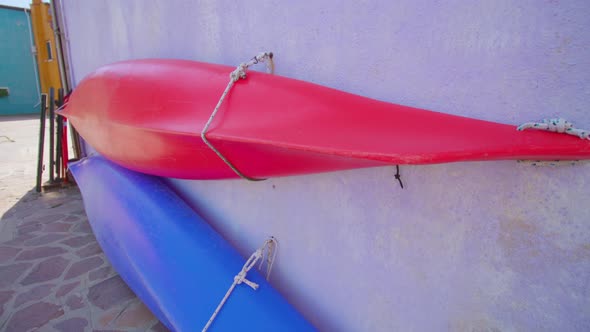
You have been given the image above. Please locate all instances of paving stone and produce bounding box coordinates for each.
[71,221,93,234]
[54,317,89,332]
[12,208,35,219]
[21,256,69,286]
[5,233,36,245]
[17,222,43,235]
[65,256,103,280]
[56,280,80,298]
[19,192,39,203]
[62,215,81,222]
[24,233,69,246]
[98,308,119,327]
[0,262,32,288]
[5,302,65,331]
[66,294,85,310]
[88,276,135,310]
[2,209,16,218]
[15,246,67,261]
[43,205,79,216]
[76,242,102,258]
[116,301,156,328]
[43,198,69,209]
[89,266,113,282]
[18,218,40,227]
[0,246,21,263]
[0,290,14,317]
[44,198,67,206]
[13,283,54,307]
[43,222,72,233]
[151,321,170,332]
[0,290,14,306]
[21,213,66,226]
[71,208,86,216]
[61,235,96,248]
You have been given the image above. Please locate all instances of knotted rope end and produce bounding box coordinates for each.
[517,117,590,140]
[202,236,279,331]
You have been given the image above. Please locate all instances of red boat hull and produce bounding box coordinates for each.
[61,59,590,179]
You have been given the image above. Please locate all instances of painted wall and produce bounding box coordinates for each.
[61,1,590,331]
[0,6,39,115]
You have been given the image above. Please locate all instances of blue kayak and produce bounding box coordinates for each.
[70,155,315,331]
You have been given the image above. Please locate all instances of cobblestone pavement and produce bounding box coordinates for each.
[0,115,166,331]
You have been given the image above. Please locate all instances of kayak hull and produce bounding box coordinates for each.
[62,59,590,179]
[70,155,315,331]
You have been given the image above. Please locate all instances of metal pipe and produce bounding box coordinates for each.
[55,88,64,179]
[36,94,47,192]
[48,88,55,183]
[55,116,62,180]
[49,0,69,92]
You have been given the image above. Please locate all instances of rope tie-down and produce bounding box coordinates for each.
[517,118,590,166]
[202,237,278,332]
[201,52,275,181]
[517,118,590,140]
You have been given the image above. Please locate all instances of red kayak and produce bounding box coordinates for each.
[61,58,590,180]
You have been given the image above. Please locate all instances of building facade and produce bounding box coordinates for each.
[0,5,39,116]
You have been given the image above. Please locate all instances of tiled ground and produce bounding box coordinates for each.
[0,116,166,331]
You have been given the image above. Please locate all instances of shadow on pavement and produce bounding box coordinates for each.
[0,186,166,331]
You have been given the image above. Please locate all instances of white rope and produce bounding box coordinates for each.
[201,52,274,181]
[202,237,278,332]
[517,118,590,140]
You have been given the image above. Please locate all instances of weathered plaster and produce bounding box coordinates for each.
[62,1,590,330]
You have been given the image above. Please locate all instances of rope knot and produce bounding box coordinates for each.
[543,118,572,133]
[228,53,274,83]
[517,117,590,140]
[229,63,248,82]
[234,270,259,290]
[202,237,278,331]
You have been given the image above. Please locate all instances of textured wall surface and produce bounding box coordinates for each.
[0,7,38,115]
[62,1,590,330]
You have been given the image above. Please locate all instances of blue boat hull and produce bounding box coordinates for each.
[70,155,315,331]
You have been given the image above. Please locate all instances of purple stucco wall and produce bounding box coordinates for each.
[61,1,590,330]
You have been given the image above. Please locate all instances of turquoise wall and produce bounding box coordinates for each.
[0,7,38,115]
